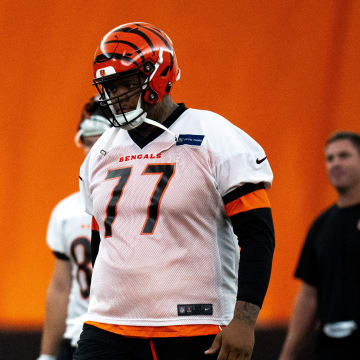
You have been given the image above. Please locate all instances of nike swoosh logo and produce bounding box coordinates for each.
[256,156,267,164]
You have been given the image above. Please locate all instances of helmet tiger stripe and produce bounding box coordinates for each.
[93,22,180,104]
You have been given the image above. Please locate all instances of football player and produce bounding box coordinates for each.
[37,97,111,360]
[75,22,275,360]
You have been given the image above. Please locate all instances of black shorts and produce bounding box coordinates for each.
[73,323,218,360]
[57,338,76,360]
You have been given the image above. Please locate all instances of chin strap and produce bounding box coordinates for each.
[143,118,178,141]
[112,94,145,130]
[100,118,177,156]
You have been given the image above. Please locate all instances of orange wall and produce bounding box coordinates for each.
[1,0,360,329]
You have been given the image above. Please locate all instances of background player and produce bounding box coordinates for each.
[279,131,360,360]
[75,22,275,360]
[37,97,111,360]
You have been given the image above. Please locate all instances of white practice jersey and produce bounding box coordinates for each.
[46,192,92,342]
[80,106,273,328]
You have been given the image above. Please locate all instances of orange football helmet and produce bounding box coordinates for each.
[93,22,180,129]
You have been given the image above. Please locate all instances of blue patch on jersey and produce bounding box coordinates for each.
[176,134,205,146]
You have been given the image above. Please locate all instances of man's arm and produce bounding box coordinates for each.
[278,282,318,360]
[206,184,275,359]
[38,258,72,358]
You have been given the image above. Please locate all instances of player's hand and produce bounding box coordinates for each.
[205,317,255,359]
[205,301,259,360]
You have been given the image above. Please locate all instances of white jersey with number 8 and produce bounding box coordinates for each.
[46,192,92,341]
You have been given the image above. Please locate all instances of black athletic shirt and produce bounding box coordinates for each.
[295,203,360,325]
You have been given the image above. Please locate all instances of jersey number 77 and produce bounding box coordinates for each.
[104,163,176,237]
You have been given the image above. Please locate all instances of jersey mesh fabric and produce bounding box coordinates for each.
[80,108,273,328]
[47,192,92,339]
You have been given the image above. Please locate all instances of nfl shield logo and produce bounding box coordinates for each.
[100,69,106,77]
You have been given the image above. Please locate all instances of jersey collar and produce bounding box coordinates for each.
[128,103,187,149]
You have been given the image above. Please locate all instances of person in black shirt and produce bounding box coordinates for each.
[279,131,360,360]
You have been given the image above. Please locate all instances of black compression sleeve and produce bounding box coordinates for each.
[231,207,275,308]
